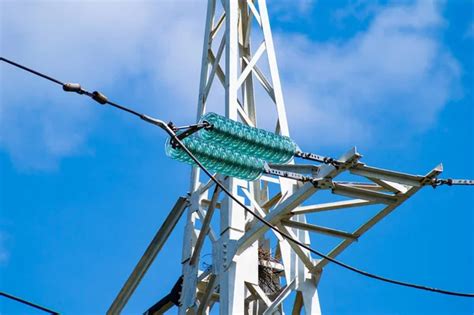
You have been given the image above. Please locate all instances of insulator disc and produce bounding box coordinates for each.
[165,135,264,181]
[199,112,297,164]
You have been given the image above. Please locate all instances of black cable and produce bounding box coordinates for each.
[2,57,473,298]
[0,57,144,119]
[106,100,144,119]
[0,57,64,86]
[0,291,59,314]
[168,131,474,298]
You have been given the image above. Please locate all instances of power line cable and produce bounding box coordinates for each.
[1,56,473,298]
[0,291,60,314]
[1,57,64,86]
[168,126,474,298]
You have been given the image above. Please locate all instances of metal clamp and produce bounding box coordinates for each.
[168,121,212,148]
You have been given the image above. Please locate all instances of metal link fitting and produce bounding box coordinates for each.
[92,91,108,104]
[62,83,83,93]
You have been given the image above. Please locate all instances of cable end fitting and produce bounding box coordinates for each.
[63,83,83,93]
[92,91,108,105]
[203,120,213,130]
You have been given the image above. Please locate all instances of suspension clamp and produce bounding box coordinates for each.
[168,121,212,148]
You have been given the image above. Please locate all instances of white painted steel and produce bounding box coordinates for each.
[173,1,443,314]
[282,220,357,240]
[107,197,187,314]
[106,3,443,313]
[180,1,321,313]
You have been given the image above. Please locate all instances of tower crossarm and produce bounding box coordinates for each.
[230,154,443,275]
[313,163,443,271]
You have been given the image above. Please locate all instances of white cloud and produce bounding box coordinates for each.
[0,1,461,169]
[271,0,316,19]
[276,1,460,149]
[0,1,204,170]
[333,0,380,23]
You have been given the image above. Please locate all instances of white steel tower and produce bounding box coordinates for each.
[181,0,321,314]
[107,1,443,314]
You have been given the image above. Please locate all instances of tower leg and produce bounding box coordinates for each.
[301,276,322,315]
[182,0,322,313]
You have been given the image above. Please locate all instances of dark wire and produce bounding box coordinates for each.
[0,57,64,86]
[106,100,143,119]
[169,132,474,298]
[0,291,59,314]
[0,57,144,119]
[2,57,473,298]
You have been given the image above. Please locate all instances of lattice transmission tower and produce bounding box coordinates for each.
[181,0,320,313]
[107,1,445,314]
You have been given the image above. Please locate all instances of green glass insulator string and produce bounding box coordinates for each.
[165,135,264,181]
[198,112,298,164]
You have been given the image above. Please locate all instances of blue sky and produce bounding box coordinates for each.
[1,0,473,314]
